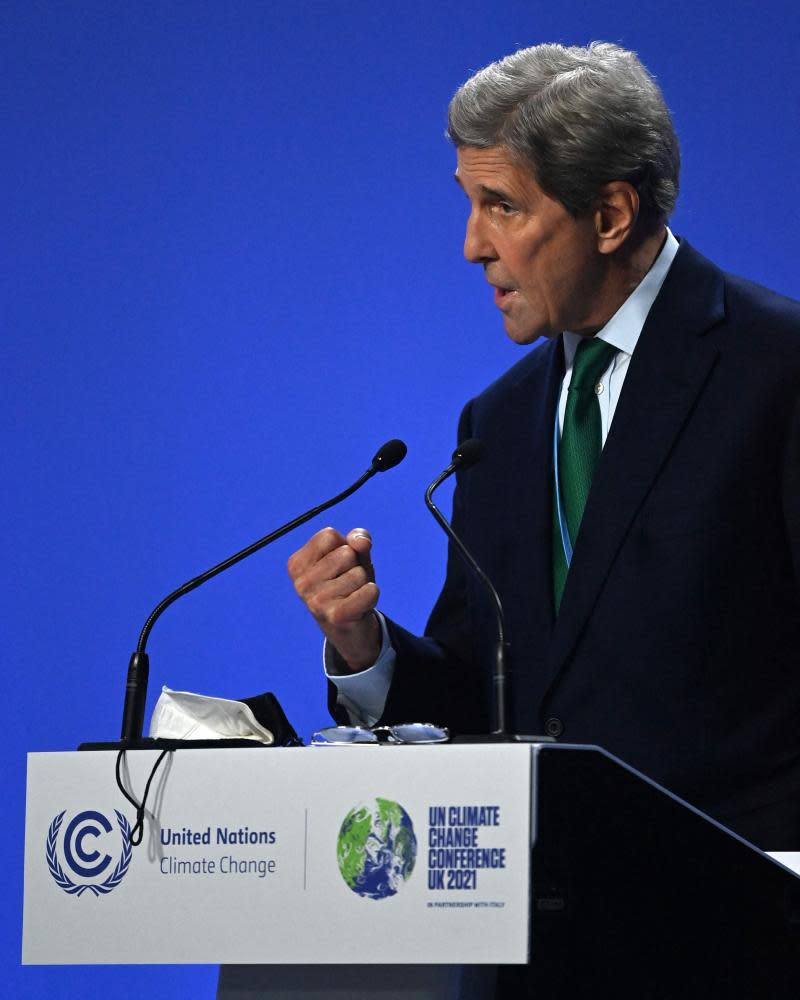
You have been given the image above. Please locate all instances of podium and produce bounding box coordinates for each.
[23,743,800,998]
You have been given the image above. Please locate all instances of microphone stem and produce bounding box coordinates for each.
[120,464,377,742]
[493,639,511,735]
[136,467,375,652]
[425,465,509,735]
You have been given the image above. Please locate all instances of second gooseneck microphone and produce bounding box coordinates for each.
[425,439,511,736]
[120,439,408,744]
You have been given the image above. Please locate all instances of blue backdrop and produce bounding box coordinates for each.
[5,1,799,996]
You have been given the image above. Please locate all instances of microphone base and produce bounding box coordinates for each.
[77,737,273,751]
[451,733,556,744]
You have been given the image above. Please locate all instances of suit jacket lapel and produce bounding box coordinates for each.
[497,337,563,721]
[542,241,726,690]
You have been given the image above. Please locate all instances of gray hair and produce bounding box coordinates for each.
[447,42,680,227]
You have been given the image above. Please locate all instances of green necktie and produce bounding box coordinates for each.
[553,337,618,610]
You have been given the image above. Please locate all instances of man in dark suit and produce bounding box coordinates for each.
[287,42,800,849]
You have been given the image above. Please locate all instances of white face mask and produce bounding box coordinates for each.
[148,686,274,744]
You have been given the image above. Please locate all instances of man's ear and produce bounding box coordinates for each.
[593,181,639,254]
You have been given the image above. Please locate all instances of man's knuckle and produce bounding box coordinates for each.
[328,604,348,627]
[349,565,368,587]
[319,527,341,548]
[307,594,330,620]
[338,544,357,567]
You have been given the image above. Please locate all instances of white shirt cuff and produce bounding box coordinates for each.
[323,613,395,727]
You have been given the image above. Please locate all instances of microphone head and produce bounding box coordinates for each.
[452,438,485,470]
[371,438,408,472]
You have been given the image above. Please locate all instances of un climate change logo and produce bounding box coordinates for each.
[337,798,417,900]
[46,810,132,897]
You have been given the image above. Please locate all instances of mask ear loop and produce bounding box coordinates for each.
[115,748,171,846]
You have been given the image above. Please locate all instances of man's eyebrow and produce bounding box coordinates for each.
[452,174,512,202]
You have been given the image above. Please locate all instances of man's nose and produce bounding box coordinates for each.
[463,211,495,264]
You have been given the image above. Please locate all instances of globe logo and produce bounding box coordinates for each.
[337,798,417,899]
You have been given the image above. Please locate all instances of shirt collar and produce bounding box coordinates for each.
[562,227,679,367]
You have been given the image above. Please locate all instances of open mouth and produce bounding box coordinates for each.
[493,286,517,306]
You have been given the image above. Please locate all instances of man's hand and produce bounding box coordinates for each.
[287,527,382,672]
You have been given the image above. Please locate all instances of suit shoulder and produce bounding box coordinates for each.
[671,241,800,365]
[723,271,800,336]
[718,274,800,386]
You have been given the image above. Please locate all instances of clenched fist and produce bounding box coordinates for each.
[287,526,382,672]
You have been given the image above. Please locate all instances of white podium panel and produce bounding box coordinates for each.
[23,745,533,965]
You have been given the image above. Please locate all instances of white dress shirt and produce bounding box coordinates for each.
[327,229,680,726]
[559,228,679,442]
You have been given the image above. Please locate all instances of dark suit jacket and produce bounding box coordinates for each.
[372,241,800,849]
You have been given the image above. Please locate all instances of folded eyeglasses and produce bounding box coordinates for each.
[310,723,449,746]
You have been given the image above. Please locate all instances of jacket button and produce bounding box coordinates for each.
[544,717,564,738]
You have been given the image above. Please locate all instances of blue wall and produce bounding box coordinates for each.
[5,1,799,995]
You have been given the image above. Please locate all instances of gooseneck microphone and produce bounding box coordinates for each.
[424,438,511,735]
[119,439,408,744]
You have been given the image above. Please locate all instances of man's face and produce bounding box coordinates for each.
[455,145,604,343]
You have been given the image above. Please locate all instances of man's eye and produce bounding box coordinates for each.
[493,202,515,215]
